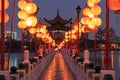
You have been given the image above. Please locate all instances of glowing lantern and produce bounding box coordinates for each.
[88,11,94,18]
[87,0,94,7]
[81,26,85,33]
[82,8,90,16]
[36,27,41,33]
[25,16,37,27]
[81,26,91,33]
[89,0,101,3]
[91,18,102,26]
[65,35,69,39]
[71,30,76,34]
[65,38,68,42]
[81,17,91,25]
[25,2,37,14]
[18,20,27,29]
[71,35,77,40]
[88,22,94,30]
[18,0,27,10]
[91,6,102,15]
[18,10,29,20]
[108,0,120,11]
[0,12,9,23]
[29,28,36,34]
[42,38,49,43]
[36,33,41,38]
[0,0,9,10]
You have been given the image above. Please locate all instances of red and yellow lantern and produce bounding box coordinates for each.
[18,0,27,10]
[25,2,37,14]
[0,12,9,23]
[0,0,9,10]
[29,27,37,34]
[18,10,29,20]
[25,16,37,27]
[18,20,27,29]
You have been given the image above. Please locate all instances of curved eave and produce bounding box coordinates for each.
[44,17,72,25]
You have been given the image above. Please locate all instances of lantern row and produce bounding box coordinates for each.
[0,0,9,23]
[81,0,102,34]
[18,0,38,30]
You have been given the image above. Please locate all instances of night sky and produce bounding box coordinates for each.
[1,0,120,40]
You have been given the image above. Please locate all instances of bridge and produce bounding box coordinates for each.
[0,48,115,80]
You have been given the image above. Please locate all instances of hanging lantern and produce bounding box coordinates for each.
[0,0,9,10]
[81,17,91,25]
[42,38,49,43]
[18,0,27,10]
[89,0,101,3]
[88,22,95,30]
[71,34,77,40]
[18,20,27,29]
[108,0,120,11]
[91,5,102,15]
[25,16,37,27]
[82,26,91,33]
[91,18,102,26]
[87,0,94,7]
[36,27,41,33]
[82,8,91,16]
[29,27,36,34]
[36,33,41,38]
[0,12,9,23]
[18,10,29,20]
[25,2,37,14]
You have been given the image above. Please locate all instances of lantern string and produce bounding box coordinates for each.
[7,0,16,70]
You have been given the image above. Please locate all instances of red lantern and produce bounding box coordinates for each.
[0,12,9,23]
[108,0,120,11]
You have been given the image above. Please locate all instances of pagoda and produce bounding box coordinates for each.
[44,9,72,44]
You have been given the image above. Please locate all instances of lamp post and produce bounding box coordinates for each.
[76,5,81,57]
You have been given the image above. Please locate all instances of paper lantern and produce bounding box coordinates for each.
[88,22,95,30]
[81,26,91,33]
[18,20,27,29]
[18,10,29,20]
[36,33,41,38]
[29,28,36,34]
[25,16,37,27]
[25,2,37,14]
[89,0,101,3]
[91,6,102,15]
[81,17,91,25]
[108,0,120,11]
[18,0,27,10]
[91,18,102,26]
[82,8,91,16]
[0,12,9,23]
[87,0,94,7]
[0,0,9,10]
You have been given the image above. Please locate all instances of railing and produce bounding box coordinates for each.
[62,49,115,80]
[0,49,55,80]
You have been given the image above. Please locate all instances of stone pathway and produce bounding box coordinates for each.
[38,52,76,80]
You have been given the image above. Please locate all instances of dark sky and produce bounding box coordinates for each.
[1,0,120,40]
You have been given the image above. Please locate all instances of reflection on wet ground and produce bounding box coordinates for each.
[38,52,76,80]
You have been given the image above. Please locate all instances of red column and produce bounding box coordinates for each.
[105,0,109,70]
[1,0,5,70]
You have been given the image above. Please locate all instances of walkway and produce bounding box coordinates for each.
[38,52,76,80]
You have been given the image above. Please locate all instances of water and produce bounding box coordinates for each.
[8,51,120,80]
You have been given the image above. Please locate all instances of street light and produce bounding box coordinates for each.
[76,5,81,57]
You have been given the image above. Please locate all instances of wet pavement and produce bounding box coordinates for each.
[38,52,76,80]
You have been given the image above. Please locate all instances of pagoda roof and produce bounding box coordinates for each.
[44,9,72,25]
